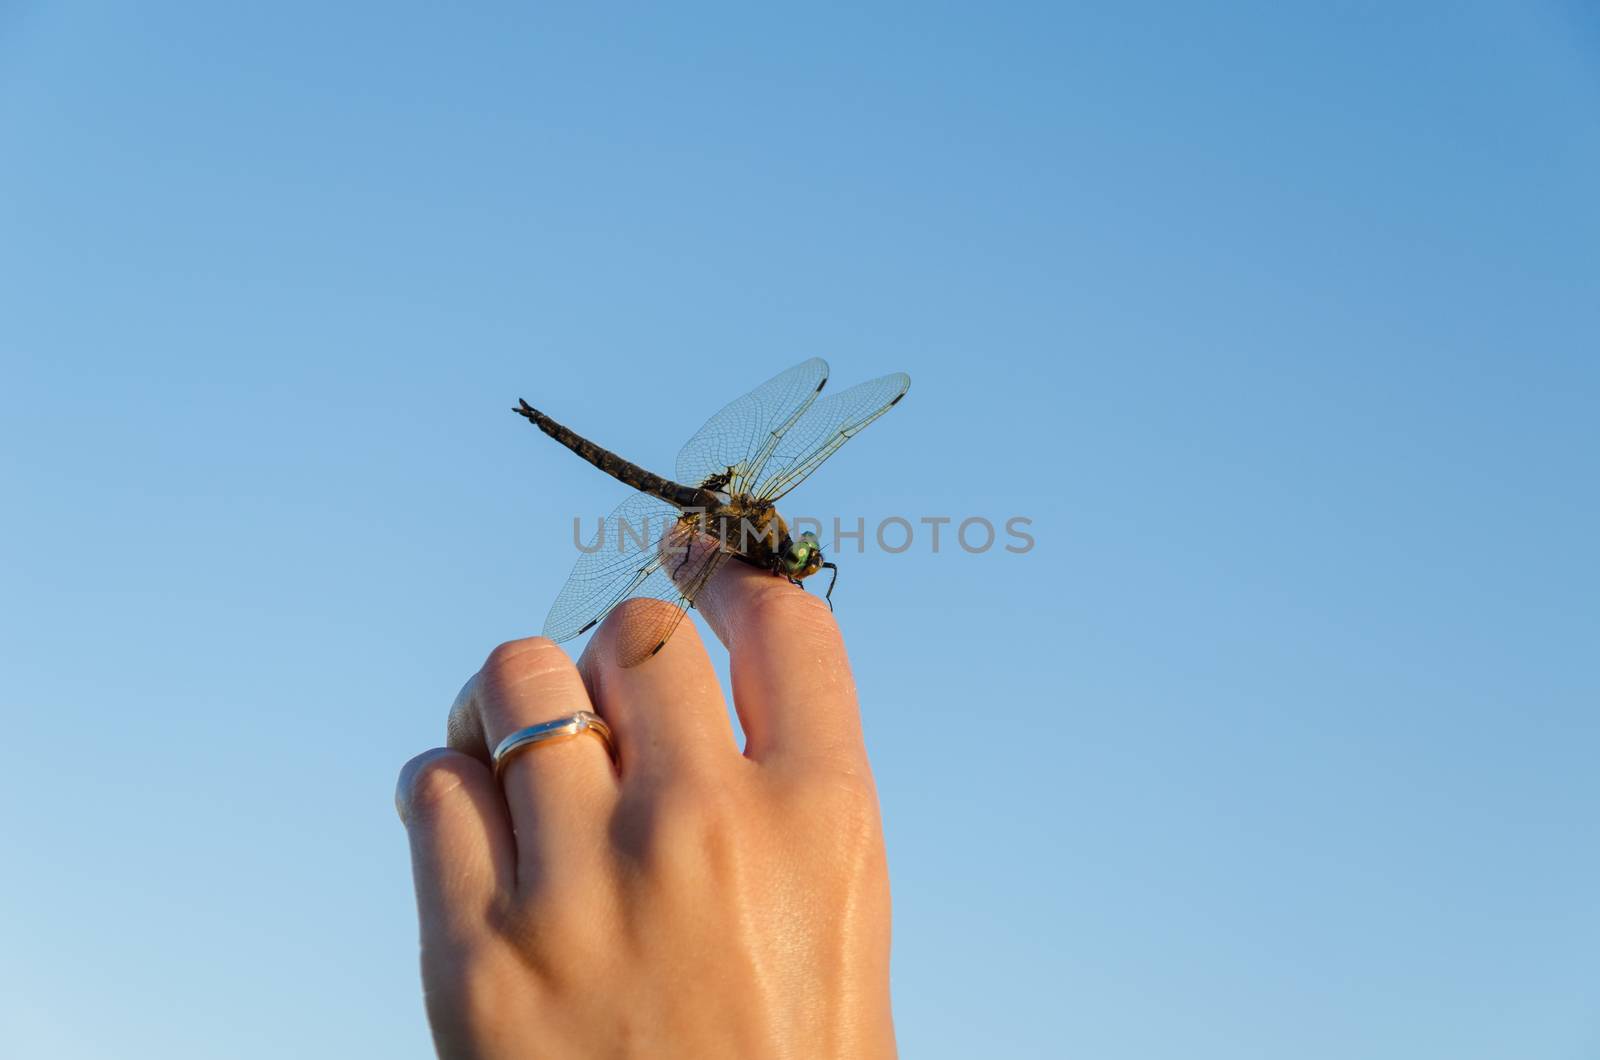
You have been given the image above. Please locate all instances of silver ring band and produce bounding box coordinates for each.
[492,711,617,778]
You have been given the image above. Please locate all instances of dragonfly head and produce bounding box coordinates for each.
[780,530,824,580]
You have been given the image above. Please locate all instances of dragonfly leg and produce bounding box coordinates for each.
[820,562,838,611]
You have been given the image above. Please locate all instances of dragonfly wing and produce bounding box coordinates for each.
[754,372,911,502]
[542,490,735,667]
[676,358,829,495]
[542,491,681,644]
[610,524,734,667]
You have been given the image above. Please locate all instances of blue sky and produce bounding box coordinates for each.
[2,3,1597,1057]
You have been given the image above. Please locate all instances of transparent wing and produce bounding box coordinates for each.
[607,539,734,667]
[675,358,829,494]
[542,491,734,667]
[754,372,911,501]
[611,525,734,667]
[542,491,682,643]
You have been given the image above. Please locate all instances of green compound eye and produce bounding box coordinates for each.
[782,532,823,577]
[782,540,814,575]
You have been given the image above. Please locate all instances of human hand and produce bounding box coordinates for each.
[396,562,895,1058]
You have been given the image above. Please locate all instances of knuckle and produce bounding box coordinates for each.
[785,581,839,622]
[657,778,734,833]
[602,597,691,646]
[783,767,881,832]
[608,597,683,626]
[778,770,885,883]
[743,581,841,647]
[422,943,522,1039]
[628,776,743,871]
[480,637,571,689]
[493,896,560,952]
[401,754,473,819]
[596,598,702,665]
[490,891,607,992]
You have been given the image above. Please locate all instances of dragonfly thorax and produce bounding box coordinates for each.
[692,500,798,575]
[687,502,822,581]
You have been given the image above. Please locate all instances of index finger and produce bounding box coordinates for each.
[689,558,865,766]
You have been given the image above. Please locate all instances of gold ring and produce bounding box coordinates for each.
[492,711,617,778]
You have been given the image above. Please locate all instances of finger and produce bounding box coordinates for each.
[396,748,515,947]
[689,558,864,766]
[447,638,618,889]
[577,598,738,783]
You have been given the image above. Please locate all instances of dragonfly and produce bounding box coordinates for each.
[515,358,911,666]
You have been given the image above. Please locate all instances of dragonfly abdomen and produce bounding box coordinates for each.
[515,400,716,511]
